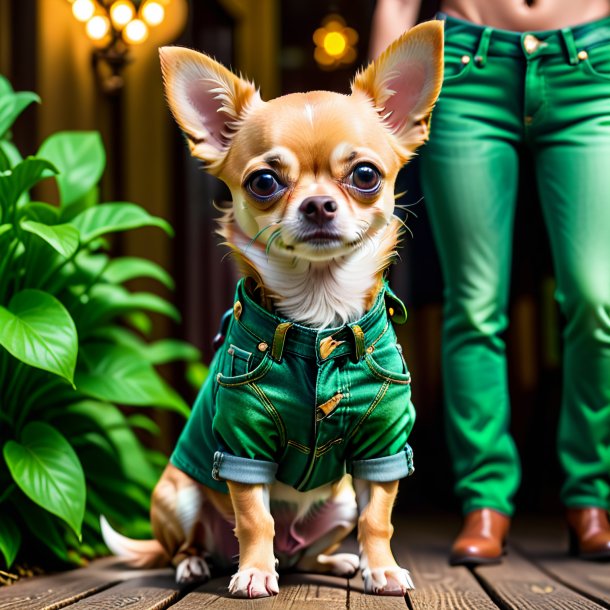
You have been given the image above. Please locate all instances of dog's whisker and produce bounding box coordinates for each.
[392,213,414,239]
[245,220,281,252]
[265,228,283,257]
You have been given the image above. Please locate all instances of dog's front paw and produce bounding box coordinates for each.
[228,567,280,598]
[175,556,211,584]
[317,552,360,577]
[362,566,414,595]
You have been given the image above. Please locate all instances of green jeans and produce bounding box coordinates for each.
[420,14,610,515]
[171,279,415,493]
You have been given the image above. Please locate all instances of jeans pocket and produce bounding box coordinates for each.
[442,49,474,84]
[217,352,274,387]
[364,343,412,385]
[581,41,610,81]
[228,343,252,377]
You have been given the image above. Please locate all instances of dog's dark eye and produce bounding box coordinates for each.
[350,163,382,193]
[246,171,285,201]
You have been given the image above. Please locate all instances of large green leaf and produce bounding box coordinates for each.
[37,132,105,208]
[75,342,189,416]
[0,140,22,171]
[0,91,40,139]
[0,513,21,568]
[0,223,11,238]
[127,414,161,436]
[78,284,180,333]
[89,325,147,353]
[21,220,80,258]
[0,158,57,213]
[14,497,70,563]
[3,422,86,538]
[59,400,158,488]
[124,311,153,336]
[0,290,78,383]
[147,339,201,364]
[22,201,61,224]
[103,256,175,289]
[70,203,173,243]
[0,75,12,96]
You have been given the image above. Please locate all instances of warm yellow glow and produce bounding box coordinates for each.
[72,0,95,22]
[85,15,110,40]
[323,31,347,57]
[123,18,149,44]
[141,1,165,26]
[110,0,134,28]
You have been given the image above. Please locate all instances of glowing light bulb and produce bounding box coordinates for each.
[123,18,149,44]
[72,0,95,22]
[141,1,165,26]
[110,0,134,28]
[85,15,110,40]
[323,31,347,57]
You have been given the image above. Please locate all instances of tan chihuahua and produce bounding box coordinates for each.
[102,21,443,598]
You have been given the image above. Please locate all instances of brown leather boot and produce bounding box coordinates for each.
[449,508,510,566]
[567,507,610,561]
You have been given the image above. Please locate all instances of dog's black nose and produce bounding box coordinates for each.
[299,196,337,226]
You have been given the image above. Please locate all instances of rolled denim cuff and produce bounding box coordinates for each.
[212,451,278,484]
[350,444,414,481]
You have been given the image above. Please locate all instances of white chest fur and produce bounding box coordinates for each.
[232,233,386,328]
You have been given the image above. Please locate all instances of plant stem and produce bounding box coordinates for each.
[38,248,80,292]
[0,349,8,392]
[0,236,19,302]
[5,362,29,423]
[17,376,62,429]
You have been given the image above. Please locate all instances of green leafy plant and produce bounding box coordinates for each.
[0,75,199,570]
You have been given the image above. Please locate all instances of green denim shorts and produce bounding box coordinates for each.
[171,279,415,492]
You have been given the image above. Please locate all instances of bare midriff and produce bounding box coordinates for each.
[441,0,610,31]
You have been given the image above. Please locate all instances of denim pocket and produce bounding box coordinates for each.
[442,49,474,84]
[581,41,610,81]
[216,352,274,387]
[364,342,412,385]
[228,344,252,377]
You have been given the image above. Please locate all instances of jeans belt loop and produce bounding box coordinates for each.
[474,27,493,67]
[350,324,366,362]
[560,27,580,65]
[271,322,292,362]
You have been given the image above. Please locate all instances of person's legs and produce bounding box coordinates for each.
[420,27,523,518]
[421,140,521,517]
[536,144,610,512]
[533,87,610,514]
[532,22,610,558]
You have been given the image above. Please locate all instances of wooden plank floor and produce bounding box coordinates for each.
[1,514,608,609]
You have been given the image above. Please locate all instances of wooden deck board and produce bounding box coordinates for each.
[173,572,351,609]
[475,547,607,610]
[64,574,184,610]
[0,568,120,610]
[395,515,499,610]
[1,515,607,609]
[512,516,610,608]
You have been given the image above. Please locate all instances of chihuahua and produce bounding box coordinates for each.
[102,21,443,598]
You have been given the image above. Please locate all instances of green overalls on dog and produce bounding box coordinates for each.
[171,279,415,492]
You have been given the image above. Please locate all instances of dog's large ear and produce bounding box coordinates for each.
[159,47,262,167]
[351,21,443,154]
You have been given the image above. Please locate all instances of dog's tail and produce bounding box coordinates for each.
[100,516,171,568]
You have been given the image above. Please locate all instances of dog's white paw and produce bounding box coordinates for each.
[317,552,360,577]
[175,556,211,584]
[362,566,414,595]
[228,568,280,598]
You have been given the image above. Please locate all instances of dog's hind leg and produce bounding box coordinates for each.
[151,464,236,584]
[293,478,359,576]
[355,479,414,595]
